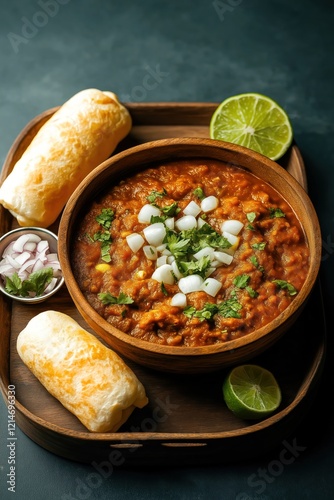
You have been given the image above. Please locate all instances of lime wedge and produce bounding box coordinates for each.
[210,93,293,161]
[222,364,282,420]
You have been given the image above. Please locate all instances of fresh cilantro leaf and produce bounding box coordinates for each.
[252,242,266,250]
[28,267,54,296]
[183,303,218,322]
[161,202,180,217]
[98,292,134,305]
[269,208,285,218]
[233,274,250,289]
[147,189,167,204]
[245,286,259,298]
[95,208,115,229]
[183,306,197,318]
[246,212,256,223]
[5,273,23,296]
[193,187,205,200]
[217,291,242,318]
[165,232,190,259]
[250,255,264,272]
[272,280,297,296]
[5,268,54,297]
[150,215,169,224]
[178,255,212,278]
[93,230,112,262]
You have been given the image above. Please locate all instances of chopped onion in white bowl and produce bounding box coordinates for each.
[0,229,64,301]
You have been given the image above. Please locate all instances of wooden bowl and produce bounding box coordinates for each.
[58,138,321,373]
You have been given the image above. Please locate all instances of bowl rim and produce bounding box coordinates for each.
[0,226,65,303]
[58,137,322,356]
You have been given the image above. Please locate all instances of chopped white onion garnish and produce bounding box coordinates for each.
[201,195,218,213]
[183,200,201,217]
[178,274,204,294]
[143,222,166,246]
[126,233,145,253]
[156,255,168,267]
[138,204,161,223]
[171,292,187,308]
[213,251,234,265]
[193,246,215,261]
[171,260,183,280]
[143,245,158,260]
[201,277,222,297]
[0,233,62,297]
[197,217,206,229]
[132,196,243,299]
[165,217,175,230]
[151,264,175,285]
[222,231,239,247]
[221,219,244,235]
[175,215,197,231]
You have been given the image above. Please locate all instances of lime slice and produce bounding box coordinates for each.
[210,93,293,161]
[222,364,282,420]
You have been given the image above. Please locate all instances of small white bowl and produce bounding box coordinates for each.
[0,227,64,304]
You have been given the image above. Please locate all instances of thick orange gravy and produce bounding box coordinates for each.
[72,159,309,347]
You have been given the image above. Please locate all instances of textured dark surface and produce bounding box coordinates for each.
[0,1,333,499]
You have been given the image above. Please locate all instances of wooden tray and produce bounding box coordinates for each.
[0,103,325,465]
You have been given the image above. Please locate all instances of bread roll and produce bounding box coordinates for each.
[0,88,132,228]
[16,311,148,432]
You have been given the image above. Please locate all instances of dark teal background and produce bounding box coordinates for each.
[1,1,333,499]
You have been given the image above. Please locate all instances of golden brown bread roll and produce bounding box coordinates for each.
[0,89,132,228]
[16,311,148,432]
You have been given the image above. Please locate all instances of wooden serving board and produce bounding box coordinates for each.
[0,103,325,465]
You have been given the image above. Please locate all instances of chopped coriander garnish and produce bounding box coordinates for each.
[160,202,180,217]
[233,274,250,289]
[269,207,285,219]
[93,230,112,262]
[217,291,242,318]
[98,291,134,305]
[184,303,218,322]
[245,286,259,298]
[5,268,54,297]
[147,189,167,204]
[246,212,256,223]
[193,187,205,200]
[252,242,266,251]
[165,232,190,259]
[95,208,115,229]
[250,255,264,272]
[272,279,297,296]
[93,208,115,262]
[178,255,212,278]
[184,291,243,321]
